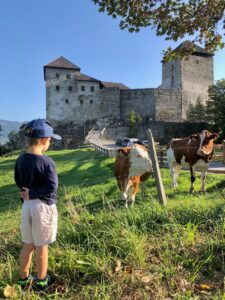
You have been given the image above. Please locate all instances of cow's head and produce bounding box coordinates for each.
[117,147,131,157]
[129,144,152,176]
[190,130,219,157]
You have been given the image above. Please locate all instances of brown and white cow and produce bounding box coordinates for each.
[167,130,219,193]
[114,143,152,207]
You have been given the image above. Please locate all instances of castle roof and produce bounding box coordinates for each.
[174,41,213,57]
[100,81,129,90]
[44,56,81,80]
[75,72,100,82]
[44,56,81,70]
[44,57,129,89]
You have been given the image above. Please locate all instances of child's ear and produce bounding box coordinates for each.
[40,138,49,145]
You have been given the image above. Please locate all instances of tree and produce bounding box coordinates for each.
[206,78,225,136]
[127,111,142,137]
[186,97,207,122]
[92,0,225,60]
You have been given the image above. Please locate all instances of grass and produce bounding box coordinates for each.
[1,148,225,299]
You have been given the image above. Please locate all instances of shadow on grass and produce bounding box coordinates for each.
[0,183,20,212]
[205,180,225,192]
[0,158,17,175]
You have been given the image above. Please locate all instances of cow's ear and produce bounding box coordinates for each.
[210,133,219,140]
[190,134,199,140]
[118,147,131,156]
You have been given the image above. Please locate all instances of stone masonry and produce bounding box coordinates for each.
[44,41,214,143]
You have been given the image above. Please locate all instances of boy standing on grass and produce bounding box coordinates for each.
[14,119,61,290]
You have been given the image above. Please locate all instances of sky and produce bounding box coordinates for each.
[0,0,225,122]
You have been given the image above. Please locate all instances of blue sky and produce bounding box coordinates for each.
[0,0,224,122]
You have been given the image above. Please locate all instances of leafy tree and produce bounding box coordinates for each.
[92,0,225,60]
[206,78,225,136]
[186,97,207,122]
[127,111,142,137]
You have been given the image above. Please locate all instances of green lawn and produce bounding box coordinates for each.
[1,148,225,299]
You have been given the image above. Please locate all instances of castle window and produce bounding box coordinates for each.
[68,86,72,92]
[67,74,70,79]
[90,86,95,92]
[55,73,59,78]
[80,99,83,105]
[196,59,199,64]
[65,99,69,104]
[171,64,174,71]
[81,86,85,91]
[90,99,93,105]
[171,76,174,88]
[56,85,60,91]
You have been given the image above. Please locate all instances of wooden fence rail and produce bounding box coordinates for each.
[90,142,225,167]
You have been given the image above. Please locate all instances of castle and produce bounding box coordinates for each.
[44,41,213,143]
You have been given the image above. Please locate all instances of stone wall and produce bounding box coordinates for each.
[104,121,209,144]
[154,89,183,122]
[120,89,156,123]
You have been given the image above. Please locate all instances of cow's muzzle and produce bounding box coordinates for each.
[197,149,210,156]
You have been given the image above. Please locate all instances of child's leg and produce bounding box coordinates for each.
[36,245,48,279]
[19,243,35,279]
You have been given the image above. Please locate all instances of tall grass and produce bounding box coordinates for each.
[0,148,225,299]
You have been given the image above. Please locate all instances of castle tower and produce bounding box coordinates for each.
[44,56,102,125]
[161,41,214,118]
[44,56,123,127]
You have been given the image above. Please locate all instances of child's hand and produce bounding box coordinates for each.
[20,187,29,200]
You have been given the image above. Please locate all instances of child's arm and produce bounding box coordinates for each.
[14,163,21,188]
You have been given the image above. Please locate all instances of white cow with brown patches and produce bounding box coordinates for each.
[114,143,152,207]
[167,130,219,193]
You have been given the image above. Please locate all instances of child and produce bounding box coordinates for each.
[14,119,61,290]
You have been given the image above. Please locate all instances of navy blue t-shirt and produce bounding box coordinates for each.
[14,153,58,205]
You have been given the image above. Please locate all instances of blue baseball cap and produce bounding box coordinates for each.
[25,119,62,140]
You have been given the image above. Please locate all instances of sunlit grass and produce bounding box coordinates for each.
[0,148,225,299]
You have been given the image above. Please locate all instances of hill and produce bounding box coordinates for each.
[0,119,23,144]
[0,149,225,299]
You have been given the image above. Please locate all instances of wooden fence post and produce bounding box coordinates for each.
[146,129,167,206]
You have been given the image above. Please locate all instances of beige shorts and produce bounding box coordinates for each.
[21,199,58,246]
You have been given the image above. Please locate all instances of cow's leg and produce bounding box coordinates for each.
[174,164,181,188]
[189,166,196,194]
[140,182,145,199]
[117,177,129,206]
[131,177,140,207]
[170,163,181,188]
[124,179,133,208]
[200,170,207,192]
[167,148,180,188]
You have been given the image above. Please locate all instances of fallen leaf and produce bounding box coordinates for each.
[114,260,122,273]
[3,285,17,299]
[124,266,133,274]
[197,283,211,291]
[141,275,152,283]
